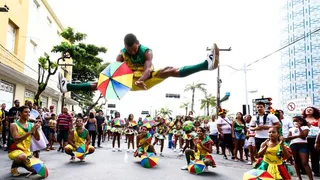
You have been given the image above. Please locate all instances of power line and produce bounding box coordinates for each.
[246,26,320,68]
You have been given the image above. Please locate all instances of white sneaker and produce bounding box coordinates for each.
[203,166,209,172]
[57,72,68,93]
[181,165,188,170]
[178,151,184,156]
[112,148,116,152]
[206,43,219,70]
[127,149,130,152]
[173,149,177,152]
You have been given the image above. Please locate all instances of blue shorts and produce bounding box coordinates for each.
[234,131,245,140]
[290,143,309,154]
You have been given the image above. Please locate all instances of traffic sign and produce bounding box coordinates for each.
[287,102,296,111]
[286,98,312,114]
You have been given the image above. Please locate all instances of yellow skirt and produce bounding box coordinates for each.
[131,70,166,91]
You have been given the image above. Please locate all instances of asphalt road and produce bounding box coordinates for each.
[0,140,317,180]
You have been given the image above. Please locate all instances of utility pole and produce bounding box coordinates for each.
[206,47,232,118]
[244,63,249,115]
[57,54,74,113]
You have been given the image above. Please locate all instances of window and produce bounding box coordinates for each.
[40,96,48,108]
[28,40,37,63]
[306,20,308,25]
[308,71,311,76]
[308,58,310,63]
[24,90,35,103]
[33,0,40,8]
[6,22,17,53]
[309,84,311,89]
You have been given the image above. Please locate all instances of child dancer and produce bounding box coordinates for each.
[152,118,167,156]
[46,114,57,151]
[111,112,123,152]
[134,126,156,157]
[181,127,216,172]
[173,116,184,153]
[126,114,137,152]
[244,127,293,180]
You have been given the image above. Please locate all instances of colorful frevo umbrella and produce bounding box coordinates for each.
[29,157,49,178]
[243,169,274,180]
[183,120,194,132]
[75,144,89,160]
[188,160,205,175]
[97,62,133,99]
[140,152,159,168]
[113,118,125,126]
[130,121,137,127]
[142,117,156,129]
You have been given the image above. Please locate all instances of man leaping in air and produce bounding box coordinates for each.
[57,33,219,92]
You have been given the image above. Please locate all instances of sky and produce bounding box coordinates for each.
[48,0,283,118]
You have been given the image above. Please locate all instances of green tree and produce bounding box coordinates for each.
[200,93,216,116]
[157,107,173,119]
[51,27,108,114]
[184,82,207,112]
[180,102,190,115]
[34,54,59,106]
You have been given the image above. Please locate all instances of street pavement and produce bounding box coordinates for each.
[0,140,318,180]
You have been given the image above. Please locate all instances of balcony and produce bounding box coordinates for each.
[0,44,24,73]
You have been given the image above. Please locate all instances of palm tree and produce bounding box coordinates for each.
[180,102,190,115]
[200,93,217,116]
[184,82,207,112]
[157,107,173,119]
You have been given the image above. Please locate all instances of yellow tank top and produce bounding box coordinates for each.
[10,121,32,156]
[195,136,212,159]
[263,143,282,165]
[74,129,88,147]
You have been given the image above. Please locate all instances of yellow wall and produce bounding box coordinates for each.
[0,0,29,72]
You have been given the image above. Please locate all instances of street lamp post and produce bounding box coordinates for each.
[57,55,74,112]
[219,63,253,115]
[244,63,249,115]
[206,47,232,118]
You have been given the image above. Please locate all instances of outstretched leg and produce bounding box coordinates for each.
[58,43,219,93]
[157,43,219,78]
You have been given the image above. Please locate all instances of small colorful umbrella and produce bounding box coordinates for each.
[143,117,156,128]
[243,169,274,180]
[183,120,194,132]
[97,62,133,99]
[188,160,205,175]
[140,152,159,168]
[29,157,49,178]
[130,121,137,127]
[113,118,125,126]
[75,144,89,160]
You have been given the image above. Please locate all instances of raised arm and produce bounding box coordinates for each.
[116,52,124,62]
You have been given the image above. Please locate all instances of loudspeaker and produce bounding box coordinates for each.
[242,105,250,115]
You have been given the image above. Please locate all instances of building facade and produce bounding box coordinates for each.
[280,0,320,111]
[0,0,77,113]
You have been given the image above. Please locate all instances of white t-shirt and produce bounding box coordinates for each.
[289,126,309,145]
[208,121,218,135]
[217,117,232,134]
[249,114,280,138]
[281,118,293,138]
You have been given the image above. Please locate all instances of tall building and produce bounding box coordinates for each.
[280,0,320,111]
[0,0,77,113]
